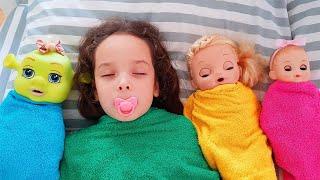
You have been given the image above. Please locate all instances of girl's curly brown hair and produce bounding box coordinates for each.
[74,17,183,120]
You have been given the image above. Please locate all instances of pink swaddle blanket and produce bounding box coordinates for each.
[260,80,320,180]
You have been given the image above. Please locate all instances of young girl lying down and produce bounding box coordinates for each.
[60,17,220,179]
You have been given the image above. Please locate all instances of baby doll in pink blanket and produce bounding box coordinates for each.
[260,38,320,180]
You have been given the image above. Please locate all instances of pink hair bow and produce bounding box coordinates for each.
[36,39,65,55]
[275,38,306,48]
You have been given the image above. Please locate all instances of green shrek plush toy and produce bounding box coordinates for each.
[0,40,74,179]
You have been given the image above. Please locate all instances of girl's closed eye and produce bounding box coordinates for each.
[132,66,148,76]
[132,62,149,76]
[132,72,147,75]
[102,72,115,77]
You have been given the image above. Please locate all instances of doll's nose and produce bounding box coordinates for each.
[217,77,224,82]
[31,76,46,87]
[295,72,302,78]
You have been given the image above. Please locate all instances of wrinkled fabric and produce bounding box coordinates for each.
[60,108,220,179]
[260,80,320,180]
[184,83,276,180]
[0,90,64,179]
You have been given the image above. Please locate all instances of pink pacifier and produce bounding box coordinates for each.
[114,97,138,116]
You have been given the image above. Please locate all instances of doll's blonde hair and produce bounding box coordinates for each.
[186,34,267,88]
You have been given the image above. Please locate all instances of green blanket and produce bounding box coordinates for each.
[60,108,220,179]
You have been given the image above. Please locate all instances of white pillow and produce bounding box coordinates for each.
[5,0,293,130]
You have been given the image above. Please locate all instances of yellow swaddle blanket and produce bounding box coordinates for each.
[184,82,276,180]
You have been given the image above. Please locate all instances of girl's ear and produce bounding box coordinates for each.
[94,90,99,102]
[153,81,160,97]
[93,82,99,102]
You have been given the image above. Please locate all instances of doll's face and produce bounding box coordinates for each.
[269,46,310,82]
[190,44,241,90]
[94,33,159,122]
[14,51,74,103]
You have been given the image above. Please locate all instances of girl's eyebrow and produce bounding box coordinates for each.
[98,62,112,69]
[134,60,150,66]
[96,63,114,73]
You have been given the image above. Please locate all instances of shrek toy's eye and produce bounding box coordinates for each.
[22,68,35,79]
[48,73,62,83]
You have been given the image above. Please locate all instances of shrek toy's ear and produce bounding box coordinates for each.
[4,54,19,70]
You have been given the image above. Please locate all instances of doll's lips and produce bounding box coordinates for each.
[114,97,138,116]
[31,89,44,96]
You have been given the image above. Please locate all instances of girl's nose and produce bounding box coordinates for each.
[117,74,131,91]
[118,85,130,91]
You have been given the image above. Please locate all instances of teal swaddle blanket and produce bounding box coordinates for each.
[0,90,64,179]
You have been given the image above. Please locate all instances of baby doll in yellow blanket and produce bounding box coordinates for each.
[184,34,276,179]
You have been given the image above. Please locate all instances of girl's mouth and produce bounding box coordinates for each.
[114,97,138,116]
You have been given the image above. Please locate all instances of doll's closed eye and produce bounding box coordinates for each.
[300,64,307,71]
[284,65,292,71]
[223,61,234,70]
[226,66,234,70]
[199,68,211,78]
